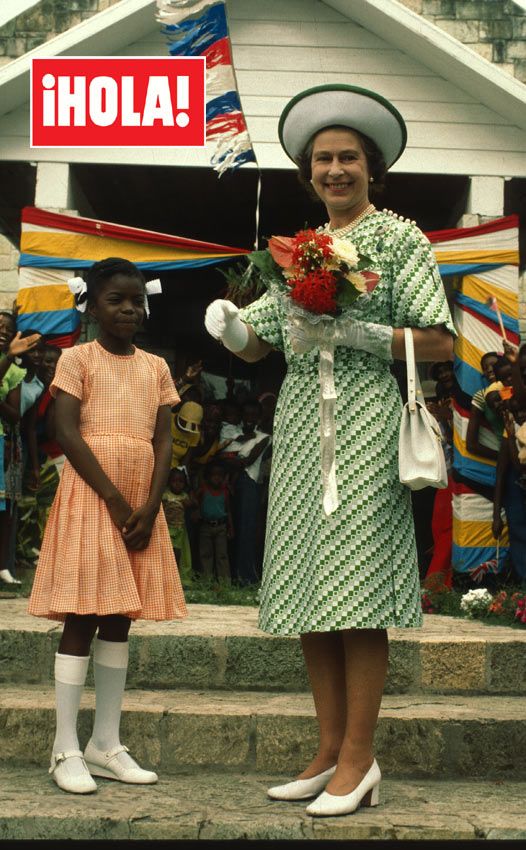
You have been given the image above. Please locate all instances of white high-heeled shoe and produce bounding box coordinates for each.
[267,765,336,801]
[306,759,381,816]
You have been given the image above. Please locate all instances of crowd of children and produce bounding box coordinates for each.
[0,313,275,589]
[423,343,526,591]
[162,376,274,586]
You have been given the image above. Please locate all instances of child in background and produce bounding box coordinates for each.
[28,257,187,794]
[493,396,526,586]
[0,318,40,584]
[226,399,270,586]
[14,331,45,568]
[35,346,64,534]
[424,383,454,589]
[466,352,506,463]
[16,345,63,566]
[171,400,203,468]
[162,466,194,585]
[219,398,242,443]
[197,460,233,582]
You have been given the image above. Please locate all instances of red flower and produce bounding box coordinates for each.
[291,230,334,272]
[288,268,338,315]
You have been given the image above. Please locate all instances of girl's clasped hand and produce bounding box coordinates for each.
[105,492,156,551]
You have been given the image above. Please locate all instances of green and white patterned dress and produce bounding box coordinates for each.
[238,210,456,636]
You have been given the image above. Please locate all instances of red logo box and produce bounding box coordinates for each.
[31,57,205,148]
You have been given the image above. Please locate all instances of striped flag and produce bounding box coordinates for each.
[157,0,256,175]
[427,214,520,576]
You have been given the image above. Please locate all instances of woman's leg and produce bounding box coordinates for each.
[298,630,347,779]
[325,628,388,795]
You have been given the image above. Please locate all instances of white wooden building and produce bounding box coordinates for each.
[0,0,525,324]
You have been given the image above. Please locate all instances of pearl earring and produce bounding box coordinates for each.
[369,177,374,183]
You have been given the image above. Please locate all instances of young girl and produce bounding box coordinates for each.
[196,460,233,582]
[28,257,187,794]
[162,466,195,585]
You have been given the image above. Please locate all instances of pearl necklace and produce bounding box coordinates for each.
[324,203,376,238]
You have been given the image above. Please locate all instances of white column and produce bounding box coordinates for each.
[457,176,505,227]
[0,235,20,310]
[458,176,523,340]
[34,161,77,213]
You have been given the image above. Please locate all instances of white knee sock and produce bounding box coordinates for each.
[91,638,129,752]
[53,652,90,756]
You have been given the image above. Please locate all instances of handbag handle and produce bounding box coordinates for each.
[404,327,424,412]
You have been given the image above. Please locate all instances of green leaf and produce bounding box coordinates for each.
[248,249,280,277]
[337,280,360,307]
[355,253,373,271]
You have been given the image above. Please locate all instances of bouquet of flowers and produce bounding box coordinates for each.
[223,228,379,317]
[265,228,379,316]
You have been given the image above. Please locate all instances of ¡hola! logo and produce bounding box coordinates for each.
[31,57,206,148]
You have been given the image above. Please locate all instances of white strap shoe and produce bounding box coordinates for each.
[84,741,158,784]
[267,765,337,801]
[49,750,97,794]
[0,569,21,585]
[306,759,381,816]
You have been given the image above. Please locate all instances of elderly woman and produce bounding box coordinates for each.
[205,84,455,817]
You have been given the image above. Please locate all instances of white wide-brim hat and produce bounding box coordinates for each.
[278,84,407,169]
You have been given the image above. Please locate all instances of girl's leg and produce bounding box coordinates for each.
[89,614,131,752]
[51,614,98,793]
[85,615,157,783]
[297,631,347,779]
[325,628,388,795]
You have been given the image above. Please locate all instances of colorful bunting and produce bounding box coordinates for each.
[157,0,256,175]
[15,205,249,342]
[429,215,520,575]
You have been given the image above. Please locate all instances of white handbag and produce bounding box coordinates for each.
[399,327,448,490]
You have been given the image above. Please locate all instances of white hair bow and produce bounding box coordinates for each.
[67,276,88,312]
[144,278,162,318]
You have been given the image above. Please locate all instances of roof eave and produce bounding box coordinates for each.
[0,0,156,118]
[325,0,526,132]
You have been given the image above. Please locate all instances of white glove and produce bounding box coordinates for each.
[288,315,393,362]
[204,299,249,353]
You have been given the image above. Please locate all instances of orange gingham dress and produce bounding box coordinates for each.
[28,340,187,622]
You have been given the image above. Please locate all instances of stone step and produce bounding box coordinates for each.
[1,685,524,780]
[2,600,525,695]
[0,766,524,840]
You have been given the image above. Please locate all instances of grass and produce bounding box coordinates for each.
[4,561,260,607]
[182,576,260,606]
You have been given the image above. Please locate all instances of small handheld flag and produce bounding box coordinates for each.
[486,295,507,341]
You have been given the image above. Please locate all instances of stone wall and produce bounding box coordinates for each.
[2,1,526,80]
[0,0,121,68]
[399,0,526,81]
